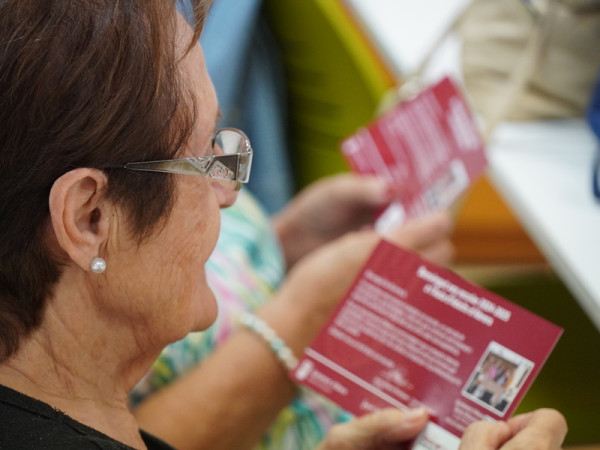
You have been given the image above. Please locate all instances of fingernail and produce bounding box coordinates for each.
[403,407,428,423]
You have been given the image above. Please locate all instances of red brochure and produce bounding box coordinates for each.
[291,240,562,449]
[341,76,488,231]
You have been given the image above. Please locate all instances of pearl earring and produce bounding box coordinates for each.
[90,257,106,274]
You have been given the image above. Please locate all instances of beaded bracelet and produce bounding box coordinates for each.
[235,311,298,372]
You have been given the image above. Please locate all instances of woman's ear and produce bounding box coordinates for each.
[49,168,110,272]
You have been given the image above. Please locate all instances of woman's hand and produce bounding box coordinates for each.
[316,407,429,450]
[262,211,454,357]
[273,174,399,267]
[459,408,567,450]
[285,208,455,315]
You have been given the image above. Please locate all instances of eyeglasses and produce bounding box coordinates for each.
[112,128,253,190]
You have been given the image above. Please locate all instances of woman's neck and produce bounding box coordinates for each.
[0,307,160,449]
[0,355,148,449]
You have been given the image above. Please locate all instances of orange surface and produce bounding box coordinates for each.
[451,176,545,264]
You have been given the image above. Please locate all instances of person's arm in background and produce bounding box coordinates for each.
[133,177,454,450]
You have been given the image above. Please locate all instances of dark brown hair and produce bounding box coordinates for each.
[0,0,211,361]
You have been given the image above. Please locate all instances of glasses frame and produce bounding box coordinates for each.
[114,127,253,190]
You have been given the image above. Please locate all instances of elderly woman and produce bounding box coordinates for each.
[0,1,567,449]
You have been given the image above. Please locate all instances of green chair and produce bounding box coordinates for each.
[263,0,397,189]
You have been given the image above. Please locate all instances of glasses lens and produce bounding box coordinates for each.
[209,129,253,189]
[214,129,245,155]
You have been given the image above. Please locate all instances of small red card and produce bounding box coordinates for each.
[341,76,487,230]
[291,240,562,449]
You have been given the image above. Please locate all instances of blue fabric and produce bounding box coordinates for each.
[587,71,600,200]
[200,0,295,214]
[200,0,263,121]
[588,79,600,137]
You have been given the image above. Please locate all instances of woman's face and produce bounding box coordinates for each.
[103,16,237,348]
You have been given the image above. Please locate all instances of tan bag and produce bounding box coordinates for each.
[459,0,600,132]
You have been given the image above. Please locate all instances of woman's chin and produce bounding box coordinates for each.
[190,288,220,332]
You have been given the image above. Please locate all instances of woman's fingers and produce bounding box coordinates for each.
[384,210,455,265]
[459,409,567,450]
[317,407,429,450]
[460,420,513,450]
[503,409,567,450]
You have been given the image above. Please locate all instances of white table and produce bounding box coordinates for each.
[488,121,600,331]
[341,0,469,77]
[343,0,600,331]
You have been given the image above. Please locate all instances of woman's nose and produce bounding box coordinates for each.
[210,179,239,208]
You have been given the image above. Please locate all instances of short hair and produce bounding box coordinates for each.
[0,0,211,361]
